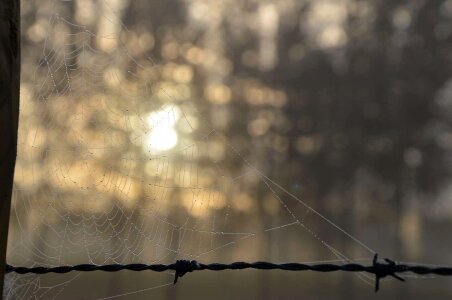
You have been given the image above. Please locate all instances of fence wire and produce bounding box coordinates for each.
[6,254,452,292]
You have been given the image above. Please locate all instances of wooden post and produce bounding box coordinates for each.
[0,0,20,296]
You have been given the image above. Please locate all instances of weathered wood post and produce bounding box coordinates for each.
[0,0,20,296]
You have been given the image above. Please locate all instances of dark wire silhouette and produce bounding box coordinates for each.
[6,254,452,292]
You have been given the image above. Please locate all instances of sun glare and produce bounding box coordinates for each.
[146,126,178,151]
[144,107,180,152]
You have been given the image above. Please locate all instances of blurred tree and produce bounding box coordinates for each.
[272,0,452,262]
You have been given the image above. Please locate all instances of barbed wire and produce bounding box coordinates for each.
[6,254,452,292]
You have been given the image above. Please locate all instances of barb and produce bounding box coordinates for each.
[6,254,452,292]
[371,254,405,292]
[173,260,200,284]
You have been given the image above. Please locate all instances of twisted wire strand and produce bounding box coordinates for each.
[6,254,452,292]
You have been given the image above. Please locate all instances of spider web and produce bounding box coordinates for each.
[5,0,388,298]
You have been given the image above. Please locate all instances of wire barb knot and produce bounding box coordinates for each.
[372,254,405,292]
[173,260,200,285]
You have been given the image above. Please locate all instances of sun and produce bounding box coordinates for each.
[144,107,180,152]
[146,126,178,151]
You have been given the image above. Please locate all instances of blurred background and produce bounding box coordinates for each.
[4,0,452,299]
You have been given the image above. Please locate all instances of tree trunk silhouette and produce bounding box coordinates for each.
[0,0,20,295]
